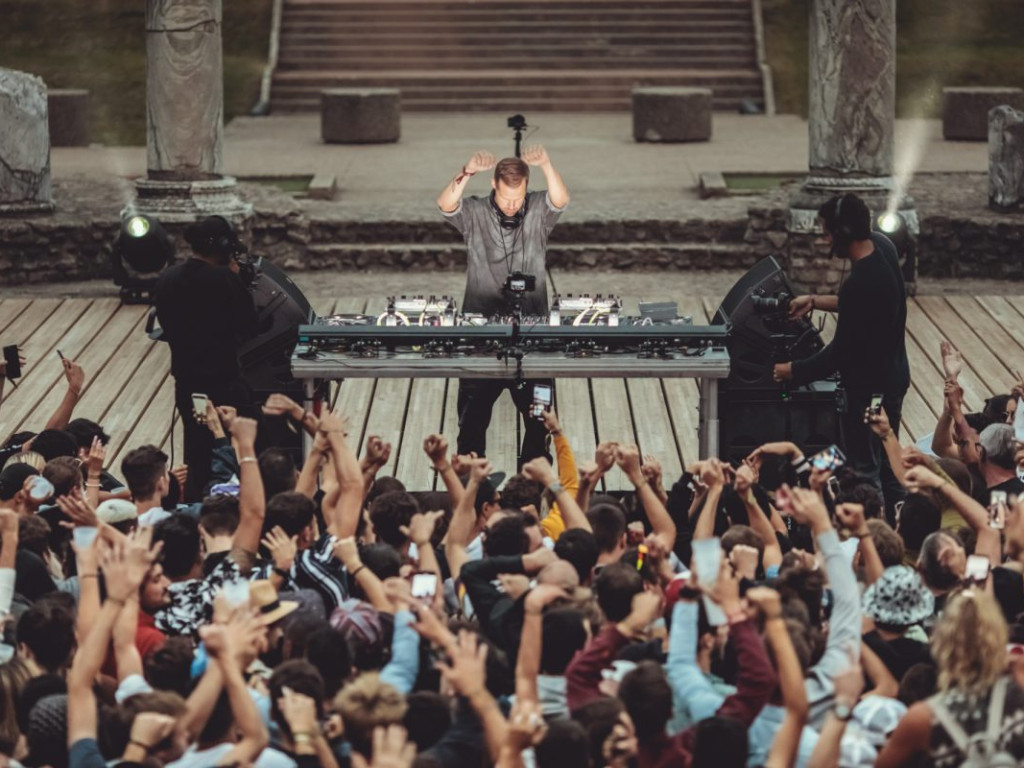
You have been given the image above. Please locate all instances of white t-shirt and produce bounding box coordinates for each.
[167,743,296,768]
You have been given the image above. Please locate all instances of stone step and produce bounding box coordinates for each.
[280,20,754,34]
[297,242,761,271]
[286,0,751,8]
[284,11,751,25]
[278,55,758,71]
[272,68,763,86]
[273,98,762,112]
[279,31,755,46]
[301,218,752,245]
[279,43,754,57]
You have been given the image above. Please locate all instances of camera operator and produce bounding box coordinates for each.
[437,144,570,464]
[154,215,257,500]
[773,193,909,511]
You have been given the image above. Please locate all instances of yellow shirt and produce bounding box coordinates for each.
[539,433,578,542]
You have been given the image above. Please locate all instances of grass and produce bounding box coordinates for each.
[238,175,314,194]
[0,0,272,146]
[762,0,1024,117]
[723,173,803,192]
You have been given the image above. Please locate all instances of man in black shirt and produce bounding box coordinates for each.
[155,216,257,500]
[774,193,910,510]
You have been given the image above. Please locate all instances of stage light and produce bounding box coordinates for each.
[877,213,902,234]
[875,211,916,286]
[111,213,176,304]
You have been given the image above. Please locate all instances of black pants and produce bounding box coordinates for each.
[457,378,553,468]
[840,388,907,523]
[173,376,254,502]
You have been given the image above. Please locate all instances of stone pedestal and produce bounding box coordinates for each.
[132,0,249,220]
[989,105,1024,210]
[48,89,90,147]
[0,68,54,216]
[787,0,916,293]
[632,87,713,143]
[321,88,401,144]
[945,87,1024,141]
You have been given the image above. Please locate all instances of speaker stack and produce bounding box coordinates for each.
[708,257,842,465]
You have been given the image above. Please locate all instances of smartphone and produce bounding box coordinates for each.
[191,393,209,421]
[965,554,991,584]
[530,384,552,420]
[56,349,66,362]
[410,572,438,599]
[827,475,840,498]
[869,394,883,416]
[2,346,20,380]
[1015,397,1024,443]
[810,445,846,472]
[989,490,1008,530]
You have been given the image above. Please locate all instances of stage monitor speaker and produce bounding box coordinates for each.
[717,382,841,473]
[716,256,826,390]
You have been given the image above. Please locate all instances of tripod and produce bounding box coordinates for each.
[508,114,527,158]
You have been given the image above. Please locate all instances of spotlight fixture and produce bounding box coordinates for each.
[875,211,916,286]
[111,213,176,304]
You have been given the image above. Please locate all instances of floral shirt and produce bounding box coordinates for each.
[154,555,241,636]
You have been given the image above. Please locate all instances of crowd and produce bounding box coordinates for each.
[1,334,1024,768]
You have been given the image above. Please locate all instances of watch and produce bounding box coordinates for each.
[832,701,854,722]
[546,481,565,497]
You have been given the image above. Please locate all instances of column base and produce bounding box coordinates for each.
[126,175,252,222]
[0,199,55,217]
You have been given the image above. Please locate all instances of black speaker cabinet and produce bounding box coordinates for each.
[715,256,826,390]
[717,382,842,469]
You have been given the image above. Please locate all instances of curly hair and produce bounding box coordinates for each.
[334,673,408,757]
[931,589,1007,695]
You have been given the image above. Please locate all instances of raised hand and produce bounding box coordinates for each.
[744,585,783,620]
[835,502,869,538]
[451,452,477,476]
[400,510,445,547]
[261,526,298,572]
[352,725,417,768]
[595,442,618,474]
[468,457,494,484]
[904,465,944,494]
[521,145,550,167]
[786,485,830,529]
[465,151,497,175]
[436,630,488,697]
[128,712,177,754]
[363,436,392,469]
[277,686,320,739]
[521,456,556,486]
[729,544,759,581]
[524,583,568,615]
[641,454,663,486]
[541,408,562,435]
[422,434,450,469]
[262,393,303,421]
[699,457,726,488]
[170,465,188,491]
[940,340,963,382]
[614,444,642,481]
[230,416,258,448]
[733,462,757,495]
[577,460,602,488]
[63,358,85,395]
[85,436,106,476]
[56,490,99,528]
[216,405,238,433]
[507,699,548,751]
[864,405,892,437]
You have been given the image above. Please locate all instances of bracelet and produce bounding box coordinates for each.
[129,739,153,753]
[548,429,562,437]
[80,573,99,579]
[435,463,452,473]
[273,566,290,579]
[349,564,366,579]
[239,456,257,464]
[86,482,101,488]
[293,732,313,745]
[547,481,565,496]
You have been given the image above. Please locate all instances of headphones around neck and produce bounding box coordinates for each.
[489,190,529,231]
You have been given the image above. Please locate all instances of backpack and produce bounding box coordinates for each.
[930,676,1018,768]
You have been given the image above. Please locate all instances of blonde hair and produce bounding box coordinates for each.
[334,673,407,755]
[6,452,45,471]
[0,657,32,750]
[931,589,1007,695]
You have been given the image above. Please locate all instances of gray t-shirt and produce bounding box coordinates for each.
[442,190,566,316]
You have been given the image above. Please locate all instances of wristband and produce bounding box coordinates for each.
[547,481,565,496]
[548,429,562,437]
[349,564,366,579]
[129,739,153,753]
[80,573,100,579]
[86,481,101,488]
[435,463,452,473]
[239,456,257,464]
[273,566,290,580]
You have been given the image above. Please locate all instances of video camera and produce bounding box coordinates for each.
[750,291,793,316]
[504,271,536,295]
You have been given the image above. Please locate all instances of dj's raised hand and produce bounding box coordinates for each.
[465,151,496,175]
[521,145,550,167]
[788,295,814,320]
[773,362,793,383]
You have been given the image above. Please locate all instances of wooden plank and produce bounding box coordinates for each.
[74,311,158,425]
[628,377,683,482]
[0,299,31,336]
[978,296,1024,359]
[102,343,171,473]
[0,299,95,439]
[332,299,376,451]
[950,297,1024,379]
[916,295,1016,399]
[488,382,521,475]
[21,303,146,437]
[113,373,177,471]
[591,378,634,491]
[392,377,447,490]
[663,297,712,464]
[906,300,988,414]
[554,376,597,476]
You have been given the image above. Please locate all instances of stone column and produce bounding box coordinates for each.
[787,0,917,293]
[131,0,249,221]
[989,105,1024,211]
[0,69,54,215]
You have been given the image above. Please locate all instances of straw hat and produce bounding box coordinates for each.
[249,580,299,626]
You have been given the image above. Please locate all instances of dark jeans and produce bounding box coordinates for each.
[840,388,907,523]
[173,376,255,502]
[457,378,553,468]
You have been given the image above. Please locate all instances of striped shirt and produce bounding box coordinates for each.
[250,533,349,610]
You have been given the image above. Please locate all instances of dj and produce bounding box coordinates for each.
[155,215,257,500]
[773,193,910,512]
[437,145,570,464]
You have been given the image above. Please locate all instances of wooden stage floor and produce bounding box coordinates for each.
[1,290,1021,491]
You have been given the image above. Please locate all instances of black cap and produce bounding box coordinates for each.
[184,215,244,259]
[0,463,39,501]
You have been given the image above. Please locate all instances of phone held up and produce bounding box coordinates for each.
[989,490,1008,530]
[965,554,991,585]
[410,572,438,600]
[530,384,552,420]
[869,394,883,416]
[191,393,210,424]
[809,445,846,473]
[2,345,21,380]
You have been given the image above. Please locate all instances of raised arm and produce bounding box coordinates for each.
[516,585,567,705]
[577,442,616,512]
[360,435,392,494]
[905,465,1001,564]
[735,463,783,570]
[835,503,883,585]
[424,434,466,509]
[320,411,364,539]
[522,457,591,533]
[438,151,496,213]
[438,630,509,763]
[616,445,676,550]
[754,588,807,768]
[522,145,569,209]
[692,459,725,541]
[45,358,85,431]
[229,417,265,572]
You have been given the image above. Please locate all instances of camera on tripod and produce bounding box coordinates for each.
[751,291,793,316]
[507,114,527,131]
[504,271,536,295]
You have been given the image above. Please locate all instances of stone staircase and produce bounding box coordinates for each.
[270,0,767,113]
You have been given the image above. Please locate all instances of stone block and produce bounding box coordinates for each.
[944,87,1024,141]
[989,105,1024,210]
[321,89,401,144]
[48,89,90,147]
[0,68,52,213]
[632,87,712,143]
[307,173,336,200]
[698,171,728,199]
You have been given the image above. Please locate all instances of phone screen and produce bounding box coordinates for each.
[410,572,438,599]
[530,384,552,419]
[2,345,20,380]
[191,393,209,417]
[870,394,883,415]
[989,491,1008,529]
[810,445,846,472]
[965,554,991,583]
